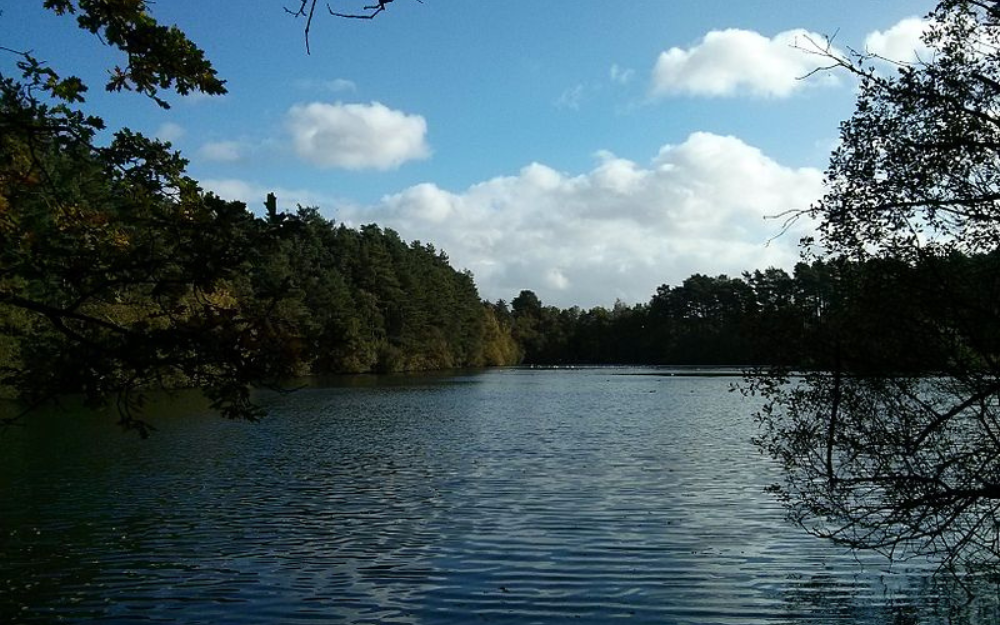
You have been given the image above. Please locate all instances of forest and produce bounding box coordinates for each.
[505,250,1000,371]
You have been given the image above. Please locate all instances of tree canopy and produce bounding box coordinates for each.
[1,2,246,433]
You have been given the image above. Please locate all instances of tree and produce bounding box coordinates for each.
[0,3,287,434]
[649,274,757,364]
[749,0,1000,573]
[25,1,226,107]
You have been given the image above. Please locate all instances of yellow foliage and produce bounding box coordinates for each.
[202,286,240,311]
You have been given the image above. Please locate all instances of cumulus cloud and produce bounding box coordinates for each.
[198,140,246,162]
[287,101,430,170]
[864,17,933,64]
[651,28,840,98]
[337,132,824,308]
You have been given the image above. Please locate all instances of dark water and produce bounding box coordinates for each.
[2,368,999,624]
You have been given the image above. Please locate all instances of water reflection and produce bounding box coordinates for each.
[2,369,1000,623]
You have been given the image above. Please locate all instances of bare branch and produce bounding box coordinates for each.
[327,0,422,21]
[284,1,319,54]
[328,0,392,20]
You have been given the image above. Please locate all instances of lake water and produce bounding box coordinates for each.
[2,367,999,624]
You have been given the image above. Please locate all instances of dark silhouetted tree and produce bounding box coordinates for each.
[749,0,1000,574]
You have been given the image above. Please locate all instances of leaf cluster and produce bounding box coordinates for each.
[41,0,226,107]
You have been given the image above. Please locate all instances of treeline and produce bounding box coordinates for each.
[499,252,1000,371]
[242,199,521,373]
[0,194,522,396]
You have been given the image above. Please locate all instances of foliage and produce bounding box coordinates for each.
[0,80,518,429]
[41,0,226,107]
[749,0,1000,574]
[0,2,516,434]
[1,3,249,434]
[241,209,518,376]
[0,67,290,433]
[501,256,990,371]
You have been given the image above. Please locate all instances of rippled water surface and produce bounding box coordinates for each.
[3,368,1000,624]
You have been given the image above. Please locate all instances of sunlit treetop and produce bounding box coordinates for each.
[40,0,226,107]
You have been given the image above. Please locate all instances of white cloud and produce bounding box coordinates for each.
[295,78,358,93]
[864,17,933,64]
[155,122,185,143]
[610,64,636,85]
[200,178,340,215]
[198,140,246,162]
[181,90,225,105]
[287,101,430,170]
[555,84,587,110]
[338,132,824,308]
[651,28,841,98]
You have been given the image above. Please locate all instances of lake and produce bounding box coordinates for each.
[2,367,999,624]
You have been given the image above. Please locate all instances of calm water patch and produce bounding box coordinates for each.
[2,368,999,624]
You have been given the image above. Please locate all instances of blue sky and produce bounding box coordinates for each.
[6,1,935,307]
